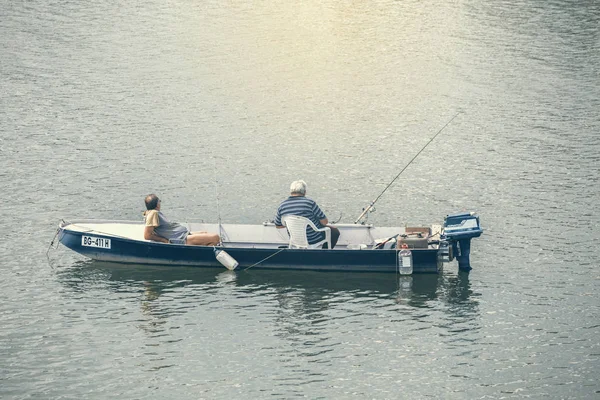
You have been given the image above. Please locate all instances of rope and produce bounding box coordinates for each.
[243,248,287,271]
[46,227,61,269]
[46,220,71,269]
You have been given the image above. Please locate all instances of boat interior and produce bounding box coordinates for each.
[62,220,442,250]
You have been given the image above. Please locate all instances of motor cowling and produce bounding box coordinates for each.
[441,212,483,271]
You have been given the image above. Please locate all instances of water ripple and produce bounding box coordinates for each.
[2,0,600,398]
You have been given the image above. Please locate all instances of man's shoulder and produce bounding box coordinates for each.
[144,209,160,225]
[278,196,319,212]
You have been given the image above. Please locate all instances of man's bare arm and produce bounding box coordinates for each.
[144,225,169,243]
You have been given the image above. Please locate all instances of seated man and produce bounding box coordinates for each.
[143,194,220,246]
[274,180,340,249]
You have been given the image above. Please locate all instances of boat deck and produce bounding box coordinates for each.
[62,220,442,250]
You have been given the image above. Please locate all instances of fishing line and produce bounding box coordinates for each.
[354,112,461,224]
[331,211,343,224]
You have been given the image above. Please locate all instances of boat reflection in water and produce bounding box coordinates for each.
[55,260,478,312]
[54,260,480,344]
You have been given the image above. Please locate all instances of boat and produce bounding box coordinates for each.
[56,212,483,274]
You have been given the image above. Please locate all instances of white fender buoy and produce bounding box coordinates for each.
[214,249,239,271]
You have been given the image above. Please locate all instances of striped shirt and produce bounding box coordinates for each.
[274,196,327,244]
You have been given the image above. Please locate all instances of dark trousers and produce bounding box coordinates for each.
[322,226,340,249]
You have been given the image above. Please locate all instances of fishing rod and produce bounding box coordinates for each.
[354,112,461,224]
[213,157,224,243]
[212,157,240,270]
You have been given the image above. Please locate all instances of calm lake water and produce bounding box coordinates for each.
[1,0,599,398]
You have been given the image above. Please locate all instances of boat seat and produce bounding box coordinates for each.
[281,215,331,250]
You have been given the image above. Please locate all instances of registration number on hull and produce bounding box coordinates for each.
[82,235,111,249]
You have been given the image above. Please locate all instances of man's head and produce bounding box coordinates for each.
[145,194,161,210]
[289,180,307,196]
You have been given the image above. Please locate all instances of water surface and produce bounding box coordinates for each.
[1,0,599,398]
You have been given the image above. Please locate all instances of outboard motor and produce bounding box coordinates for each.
[441,212,483,271]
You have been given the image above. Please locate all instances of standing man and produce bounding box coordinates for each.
[274,180,340,249]
[143,194,220,246]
